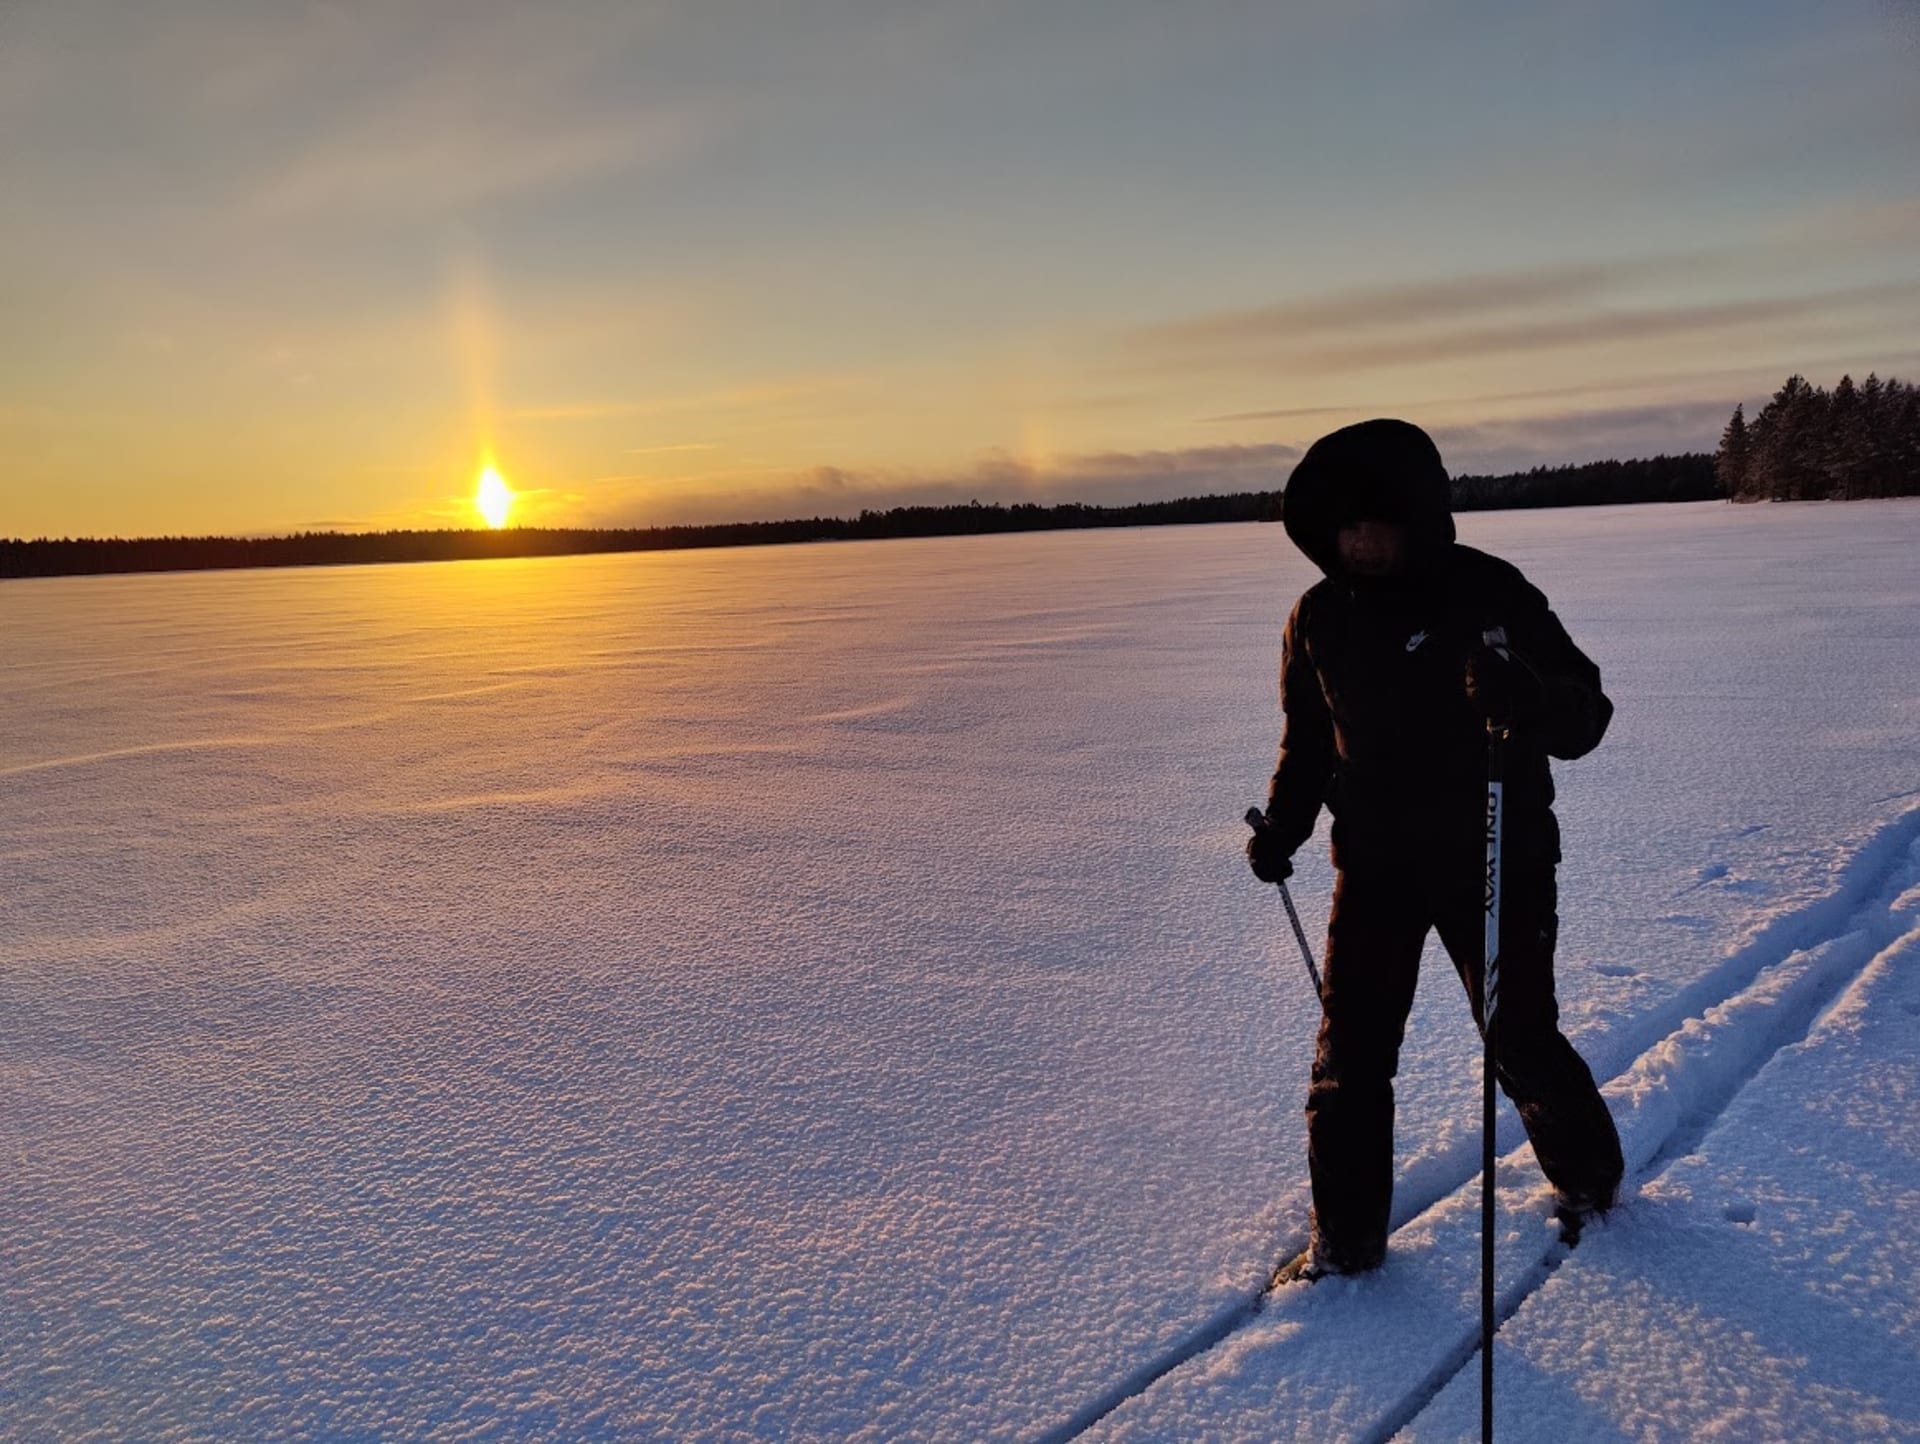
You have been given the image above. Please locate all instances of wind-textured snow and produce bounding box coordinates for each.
[3,499,1918,1441]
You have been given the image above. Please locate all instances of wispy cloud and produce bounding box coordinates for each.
[1026,442,1302,484]
[1201,372,1755,426]
[1121,260,1920,379]
[1126,256,1702,354]
[505,379,858,425]
[254,114,687,219]
[1770,196,1920,253]
[1297,283,1920,374]
[229,5,701,220]
[1430,399,1737,475]
[1200,345,1920,427]
[587,441,1303,527]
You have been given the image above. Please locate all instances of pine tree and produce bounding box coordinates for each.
[1716,404,1752,499]
[1827,374,1863,499]
[1793,377,1831,500]
[1744,377,1797,501]
[1730,372,1920,502]
[1893,380,1920,498]
[1858,375,1889,497]
[1756,375,1827,500]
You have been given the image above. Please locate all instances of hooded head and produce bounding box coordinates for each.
[1282,418,1456,580]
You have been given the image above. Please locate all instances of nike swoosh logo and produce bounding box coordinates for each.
[1405,630,1429,652]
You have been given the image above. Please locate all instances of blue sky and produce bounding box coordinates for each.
[3,0,1917,534]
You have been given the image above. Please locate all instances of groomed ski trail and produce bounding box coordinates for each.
[1375,825,1920,1442]
[1034,804,1920,1443]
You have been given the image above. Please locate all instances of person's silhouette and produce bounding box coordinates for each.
[1247,419,1624,1277]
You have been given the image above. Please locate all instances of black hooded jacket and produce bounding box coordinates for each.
[1265,420,1612,870]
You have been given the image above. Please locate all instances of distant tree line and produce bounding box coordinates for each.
[1451,454,1719,511]
[1,493,1279,579]
[1717,373,1920,502]
[4,452,1724,581]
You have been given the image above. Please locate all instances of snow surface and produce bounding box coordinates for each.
[1404,842,1920,1443]
[3,499,1917,1441]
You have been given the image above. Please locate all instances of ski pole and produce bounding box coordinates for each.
[1480,630,1511,1444]
[1244,808,1323,1001]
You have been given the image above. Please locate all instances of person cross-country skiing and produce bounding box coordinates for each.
[1247,418,1625,1278]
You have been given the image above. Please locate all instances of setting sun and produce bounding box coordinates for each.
[475,465,514,529]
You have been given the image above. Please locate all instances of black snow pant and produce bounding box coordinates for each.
[1305,848,1624,1265]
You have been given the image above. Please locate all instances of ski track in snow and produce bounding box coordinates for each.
[1071,807,1920,1443]
[1402,884,1920,1440]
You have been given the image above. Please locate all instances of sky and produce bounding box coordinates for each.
[2,0,1918,538]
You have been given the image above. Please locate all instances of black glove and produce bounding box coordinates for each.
[1465,645,1544,724]
[1246,823,1294,884]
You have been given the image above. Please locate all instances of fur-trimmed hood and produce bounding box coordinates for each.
[1282,418,1456,578]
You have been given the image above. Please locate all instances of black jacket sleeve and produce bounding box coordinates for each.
[1507,576,1614,760]
[1264,594,1335,853]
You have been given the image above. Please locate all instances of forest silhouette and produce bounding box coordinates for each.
[1716,373,1920,502]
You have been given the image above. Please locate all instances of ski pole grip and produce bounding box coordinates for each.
[1479,626,1514,740]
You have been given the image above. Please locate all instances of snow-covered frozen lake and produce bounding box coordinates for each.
[5,500,1917,1441]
